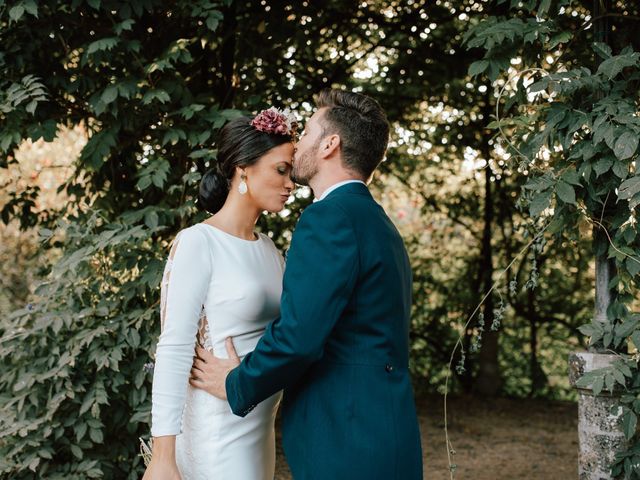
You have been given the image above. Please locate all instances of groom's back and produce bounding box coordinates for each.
[281,183,423,480]
[320,187,413,368]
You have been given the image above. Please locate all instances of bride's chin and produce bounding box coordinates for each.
[264,204,285,213]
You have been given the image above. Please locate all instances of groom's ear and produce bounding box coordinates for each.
[319,134,341,159]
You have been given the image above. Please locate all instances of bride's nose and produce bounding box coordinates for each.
[284,176,294,191]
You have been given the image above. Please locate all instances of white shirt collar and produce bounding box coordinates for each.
[314,180,367,202]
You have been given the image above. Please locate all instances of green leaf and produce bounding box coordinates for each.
[22,0,38,16]
[631,331,640,351]
[549,31,572,49]
[529,78,550,93]
[25,99,38,114]
[162,129,186,146]
[136,175,152,191]
[619,363,633,378]
[101,85,119,105]
[144,211,158,230]
[619,176,640,200]
[613,368,627,387]
[524,174,554,191]
[594,158,613,177]
[556,181,576,205]
[87,0,101,9]
[152,161,170,187]
[114,19,135,34]
[605,373,614,393]
[206,15,220,31]
[604,332,613,348]
[89,427,103,443]
[616,318,640,338]
[594,122,613,146]
[613,160,629,179]
[529,191,552,217]
[70,444,83,459]
[578,324,594,336]
[189,149,216,159]
[142,89,171,105]
[468,60,489,77]
[128,328,141,348]
[576,371,597,388]
[80,129,117,170]
[623,410,638,440]
[561,169,581,186]
[87,37,119,55]
[627,257,640,277]
[9,5,25,22]
[538,0,551,16]
[593,375,604,396]
[75,421,87,441]
[597,52,640,80]
[614,131,639,161]
[593,42,612,59]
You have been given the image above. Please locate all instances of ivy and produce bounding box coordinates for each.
[467,1,640,475]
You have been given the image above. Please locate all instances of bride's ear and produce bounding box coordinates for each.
[234,166,247,179]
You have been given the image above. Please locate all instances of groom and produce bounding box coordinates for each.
[190,89,423,479]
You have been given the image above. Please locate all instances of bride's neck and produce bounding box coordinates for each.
[209,194,260,240]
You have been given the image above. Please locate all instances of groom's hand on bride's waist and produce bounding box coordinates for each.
[189,338,240,400]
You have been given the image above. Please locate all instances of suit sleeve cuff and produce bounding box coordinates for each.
[225,366,256,417]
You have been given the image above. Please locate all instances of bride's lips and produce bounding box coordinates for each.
[280,194,290,202]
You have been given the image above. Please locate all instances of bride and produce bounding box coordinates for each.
[143,108,296,479]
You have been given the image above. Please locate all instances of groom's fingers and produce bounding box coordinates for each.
[225,337,240,363]
[192,357,205,372]
[189,376,204,389]
[195,345,214,361]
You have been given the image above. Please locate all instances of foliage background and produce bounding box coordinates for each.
[0,0,638,478]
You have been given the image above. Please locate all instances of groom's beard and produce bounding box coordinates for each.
[291,142,320,186]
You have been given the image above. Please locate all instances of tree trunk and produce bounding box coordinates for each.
[527,290,547,396]
[475,160,502,396]
[593,226,616,349]
[219,3,238,109]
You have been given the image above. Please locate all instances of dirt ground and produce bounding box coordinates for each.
[274,394,578,480]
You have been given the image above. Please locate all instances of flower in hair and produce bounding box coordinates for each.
[251,107,297,136]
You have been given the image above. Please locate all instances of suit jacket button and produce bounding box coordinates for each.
[385,364,394,373]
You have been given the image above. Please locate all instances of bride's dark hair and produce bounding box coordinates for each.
[199,116,293,213]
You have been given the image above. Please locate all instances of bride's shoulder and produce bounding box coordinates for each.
[173,223,210,245]
[257,232,282,252]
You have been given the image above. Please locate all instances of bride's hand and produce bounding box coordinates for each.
[142,437,181,480]
[142,459,181,480]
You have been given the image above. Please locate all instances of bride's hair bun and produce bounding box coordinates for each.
[197,115,293,214]
[198,166,228,214]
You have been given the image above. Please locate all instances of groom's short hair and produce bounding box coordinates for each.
[315,89,389,180]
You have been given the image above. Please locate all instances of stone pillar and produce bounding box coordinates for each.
[569,352,627,479]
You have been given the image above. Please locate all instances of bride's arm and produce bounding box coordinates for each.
[142,437,180,480]
[144,227,212,474]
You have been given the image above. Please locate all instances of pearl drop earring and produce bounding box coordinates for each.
[238,174,248,195]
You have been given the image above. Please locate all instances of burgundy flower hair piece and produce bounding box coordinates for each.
[251,107,297,136]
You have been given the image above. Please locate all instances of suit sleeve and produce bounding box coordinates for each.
[225,201,359,416]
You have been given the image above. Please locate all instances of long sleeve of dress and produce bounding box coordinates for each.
[151,226,212,437]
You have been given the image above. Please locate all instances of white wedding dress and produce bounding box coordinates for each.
[150,223,284,479]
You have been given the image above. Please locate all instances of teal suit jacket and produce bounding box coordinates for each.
[226,182,423,479]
